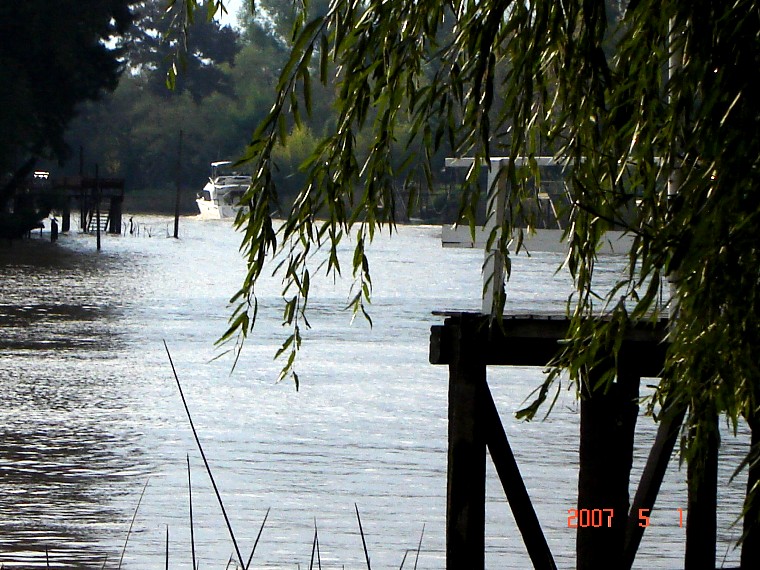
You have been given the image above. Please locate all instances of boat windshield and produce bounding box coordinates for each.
[210,161,249,179]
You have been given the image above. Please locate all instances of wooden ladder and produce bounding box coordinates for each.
[87,209,110,233]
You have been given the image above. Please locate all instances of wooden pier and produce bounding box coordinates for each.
[51,175,124,234]
[431,312,662,568]
[4,171,124,240]
[428,311,754,569]
[432,156,756,569]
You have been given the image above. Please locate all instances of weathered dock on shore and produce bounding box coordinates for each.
[50,175,124,234]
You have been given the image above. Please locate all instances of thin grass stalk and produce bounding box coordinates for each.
[309,519,322,570]
[165,525,169,570]
[245,507,271,570]
[309,523,317,570]
[45,547,49,569]
[413,524,425,570]
[354,503,371,570]
[163,341,246,569]
[100,555,108,570]
[118,478,150,569]
[398,551,408,569]
[187,454,197,570]
[315,521,321,570]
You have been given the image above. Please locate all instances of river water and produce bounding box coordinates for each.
[0,215,750,569]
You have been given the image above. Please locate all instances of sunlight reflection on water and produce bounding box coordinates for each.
[0,217,749,569]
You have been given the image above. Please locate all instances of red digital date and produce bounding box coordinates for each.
[567,508,614,528]
[568,508,685,528]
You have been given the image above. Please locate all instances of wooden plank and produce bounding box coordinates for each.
[484,385,557,570]
[432,313,668,342]
[623,402,686,569]
[430,315,667,378]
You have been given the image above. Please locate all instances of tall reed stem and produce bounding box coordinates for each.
[118,478,150,569]
[187,454,197,570]
[164,341,246,568]
[355,503,372,569]
[245,507,270,570]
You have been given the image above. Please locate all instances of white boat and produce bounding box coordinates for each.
[196,161,252,219]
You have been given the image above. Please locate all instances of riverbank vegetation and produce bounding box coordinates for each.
[19,0,459,220]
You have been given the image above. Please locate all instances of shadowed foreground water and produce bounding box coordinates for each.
[0,216,750,568]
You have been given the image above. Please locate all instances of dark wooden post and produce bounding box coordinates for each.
[742,411,760,568]
[80,185,87,231]
[50,217,58,242]
[95,165,101,250]
[109,196,122,234]
[62,200,70,232]
[446,316,487,569]
[684,410,719,570]
[79,146,86,231]
[577,361,640,569]
[173,129,182,239]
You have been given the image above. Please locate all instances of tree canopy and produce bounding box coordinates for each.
[129,0,241,101]
[0,0,135,207]
[199,0,759,552]
[53,0,271,203]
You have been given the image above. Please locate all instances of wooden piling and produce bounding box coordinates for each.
[684,410,719,569]
[95,165,101,250]
[445,317,487,568]
[80,178,87,231]
[108,196,123,234]
[577,363,640,570]
[623,401,687,568]
[62,202,70,233]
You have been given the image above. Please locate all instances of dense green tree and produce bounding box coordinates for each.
[236,0,331,45]
[0,0,135,209]
[201,0,760,565]
[58,1,260,203]
[60,76,254,205]
[127,0,241,102]
[55,1,365,207]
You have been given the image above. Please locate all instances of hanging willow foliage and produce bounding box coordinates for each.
[183,0,759,538]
